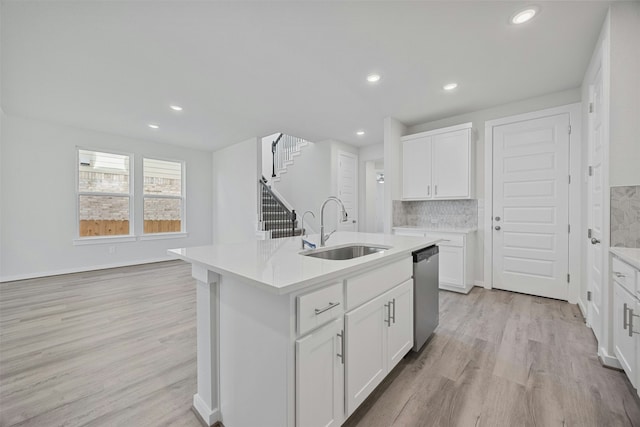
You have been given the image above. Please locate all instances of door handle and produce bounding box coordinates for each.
[384,302,391,327]
[591,237,600,245]
[495,226,501,231]
[495,216,501,221]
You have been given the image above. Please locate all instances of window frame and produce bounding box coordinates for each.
[74,147,135,243]
[141,156,186,237]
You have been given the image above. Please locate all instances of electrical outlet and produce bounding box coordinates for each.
[108,246,116,254]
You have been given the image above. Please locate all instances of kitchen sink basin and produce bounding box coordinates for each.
[301,244,391,260]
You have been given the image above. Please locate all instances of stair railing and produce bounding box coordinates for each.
[271,133,308,179]
[258,179,297,238]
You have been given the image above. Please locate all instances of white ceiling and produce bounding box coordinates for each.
[1,1,611,150]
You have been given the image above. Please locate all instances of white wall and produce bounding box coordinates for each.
[271,141,331,234]
[0,114,213,281]
[212,137,260,244]
[386,88,582,283]
[383,117,406,234]
[270,139,358,234]
[609,1,640,187]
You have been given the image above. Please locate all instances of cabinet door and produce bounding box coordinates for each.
[439,246,464,288]
[296,318,344,427]
[386,279,414,370]
[402,136,432,199]
[432,129,470,199]
[345,294,387,416]
[613,283,637,387]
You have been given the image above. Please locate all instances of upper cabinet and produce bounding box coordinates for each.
[401,123,474,200]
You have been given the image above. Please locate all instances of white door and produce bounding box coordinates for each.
[492,113,570,300]
[402,136,432,199]
[432,129,470,199]
[587,64,605,342]
[386,280,413,370]
[613,283,637,387]
[345,293,387,416]
[296,318,344,427]
[337,151,358,231]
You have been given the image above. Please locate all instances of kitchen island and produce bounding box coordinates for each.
[169,231,438,427]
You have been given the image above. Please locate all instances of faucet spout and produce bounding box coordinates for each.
[301,210,316,249]
[320,196,348,246]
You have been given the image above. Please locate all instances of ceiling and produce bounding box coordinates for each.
[1,1,611,150]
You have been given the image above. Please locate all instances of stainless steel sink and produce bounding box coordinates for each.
[301,244,391,260]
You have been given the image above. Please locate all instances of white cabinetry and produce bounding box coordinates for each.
[402,136,432,199]
[612,255,640,392]
[296,317,344,427]
[402,123,473,200]
[294,257,415,425]
[345,279,413,416]
[393,228,475,293]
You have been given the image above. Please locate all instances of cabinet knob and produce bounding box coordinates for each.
[494,226,501,231]
[495,216,501,221]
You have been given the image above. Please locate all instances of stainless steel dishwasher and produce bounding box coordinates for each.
[412,245,439,352]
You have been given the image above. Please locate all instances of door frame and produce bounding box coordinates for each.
[483,103,582,303]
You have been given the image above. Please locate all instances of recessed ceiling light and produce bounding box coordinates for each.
[511,8,537,24]
[148,124,159,129]
[366,74,381,83]
[356,130,365,136]
[443,83,458,91]
[170,105,183,111]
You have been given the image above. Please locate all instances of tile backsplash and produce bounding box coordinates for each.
[393,200,477,229]
[611,186,640,248]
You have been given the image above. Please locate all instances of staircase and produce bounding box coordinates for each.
[270,133,310,182]
[258,178,302,239]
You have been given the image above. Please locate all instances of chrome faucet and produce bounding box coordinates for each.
[301,210,316,249]
[320,196,348,246]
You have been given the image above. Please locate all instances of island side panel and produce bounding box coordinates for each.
[192,265,221,426]
[219,274,293,427]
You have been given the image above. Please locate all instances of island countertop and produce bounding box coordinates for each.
[169,231,439,294]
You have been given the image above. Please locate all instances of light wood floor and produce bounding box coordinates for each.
[2,261,640,427]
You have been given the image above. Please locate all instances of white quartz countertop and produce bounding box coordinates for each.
[169,232,439,294]
[610,247,640,270]
[393,226,478,234]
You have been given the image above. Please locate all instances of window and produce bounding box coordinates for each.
[77,149,132,237]
[143,158,184,234]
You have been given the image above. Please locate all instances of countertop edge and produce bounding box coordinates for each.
[610,247,640,271]
[393,226,478,234]
[169,239,440,295]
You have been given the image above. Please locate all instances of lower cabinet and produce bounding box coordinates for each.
[613,283,637,386]
[345,279,413,416]
[611,254,640,393]
[438,245,464,290]
[393,228,475,293]
[296,317,344,427]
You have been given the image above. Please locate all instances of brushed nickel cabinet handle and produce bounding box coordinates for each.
[391,298,396,324]
[624,303,629,330]
[337,330,344,364]
[384,303,391,327]
[315,302,340,315]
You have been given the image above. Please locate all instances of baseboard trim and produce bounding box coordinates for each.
[474,280,484,287]
[193,394,221,426]
[0,256,176,283]
[599,347,622,369]
[577,299,587,320]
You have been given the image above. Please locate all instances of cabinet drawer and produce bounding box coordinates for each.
[297,282,344,336]
[425,233,464,247]
[346,258,413,310]
[612,257,637,294]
